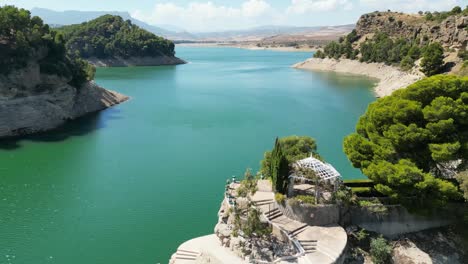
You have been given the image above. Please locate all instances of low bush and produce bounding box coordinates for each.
[275,193,286,204]
[293,195,316,205]
[370,236,392,264]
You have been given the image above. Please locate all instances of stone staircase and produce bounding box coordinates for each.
[299,239,317,254]
[169,249,200,264]
[265,207,284,221]
[288,224,308,237]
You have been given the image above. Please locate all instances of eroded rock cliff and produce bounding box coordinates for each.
[355,11,467,49]
[0,61,128,138]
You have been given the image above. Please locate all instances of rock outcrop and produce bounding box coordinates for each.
[355,11,467,49]
[0,61,128,138]
[86,55,186,67]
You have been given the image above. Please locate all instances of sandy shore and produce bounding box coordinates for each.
[293,58,423,97]
[178,43,316,52]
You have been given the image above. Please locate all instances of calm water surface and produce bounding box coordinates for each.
[0,47,376,263]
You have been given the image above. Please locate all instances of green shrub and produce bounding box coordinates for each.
[356,229,368,241]
[370,236,392,264]
[333,188,355,205]
[294,195,316,205]
[358,199,388,214]
[458,50,468,61]
[275,193,286,204]
[243,207,272,238]
[456,171,468,201]
[237,168,258,198]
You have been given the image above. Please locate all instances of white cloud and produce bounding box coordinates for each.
[242,0,272,17]
[287,0,353,14]
[132,0,278,32]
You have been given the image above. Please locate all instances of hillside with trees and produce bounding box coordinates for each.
[56,15,178,61]
[0,5,94,87]
[0,6,127,138]
[314,6,468,76]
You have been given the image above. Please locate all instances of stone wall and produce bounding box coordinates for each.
[279,202,341,226]
[279,200,464,237]
[348,205,457,238]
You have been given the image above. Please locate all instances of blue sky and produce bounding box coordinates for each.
[1,0,464,31]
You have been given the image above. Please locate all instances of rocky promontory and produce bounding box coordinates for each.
[0,61,128,138]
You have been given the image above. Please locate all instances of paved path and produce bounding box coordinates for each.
[172,180,347,264]
[170,234,248,264]
[251,180,347,264]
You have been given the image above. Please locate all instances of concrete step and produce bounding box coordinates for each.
[266,208,280,216]
[176,252,199,257]
[267,211,284,220]
[177,249,200,255]
[302,246,317,250]
[289,224,308,237]
[254,200,275,206]
[253,198,274,203]
[175,256,197,260]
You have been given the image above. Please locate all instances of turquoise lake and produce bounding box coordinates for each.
[0,47,376,263]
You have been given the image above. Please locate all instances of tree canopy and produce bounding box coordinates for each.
[420,42,445,76]
[57,15,175,59]
[260,136,321,194]
[260,135,320,177]
[0,5,94,87]
[344,75,467,208]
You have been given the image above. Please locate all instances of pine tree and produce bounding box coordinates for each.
[421,43,444,76]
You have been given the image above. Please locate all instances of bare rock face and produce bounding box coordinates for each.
[355,12,467,49]
[0,62,128,138]
[86,55,186,67]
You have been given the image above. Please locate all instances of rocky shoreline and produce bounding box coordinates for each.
[87,55,186,67]
[0,81,128,138]
[293,58,423,97]
[0,61,128,138]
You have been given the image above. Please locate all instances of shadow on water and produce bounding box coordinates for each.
[0,107,123,150]
[310,71,378,88]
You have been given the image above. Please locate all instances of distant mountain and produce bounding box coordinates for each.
[190,24,355,42]
[30,8,192,39]
[30,8,353,42]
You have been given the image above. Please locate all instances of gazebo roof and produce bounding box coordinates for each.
[293,156,341,180]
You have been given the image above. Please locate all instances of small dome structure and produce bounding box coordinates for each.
[294,156,341,180]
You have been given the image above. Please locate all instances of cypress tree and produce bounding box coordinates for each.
[270,138,280,191]
[270,137,290,194]
[277,149,290,194]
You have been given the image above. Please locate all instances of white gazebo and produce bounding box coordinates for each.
[288,156,342,197]
[294,156,341,181]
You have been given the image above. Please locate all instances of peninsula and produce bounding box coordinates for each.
[56,15,186,67]
[0,6,128,138]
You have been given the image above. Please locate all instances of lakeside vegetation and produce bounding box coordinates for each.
[56,15,175,59]
[0,5,94,87]
[344,75,468,209]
